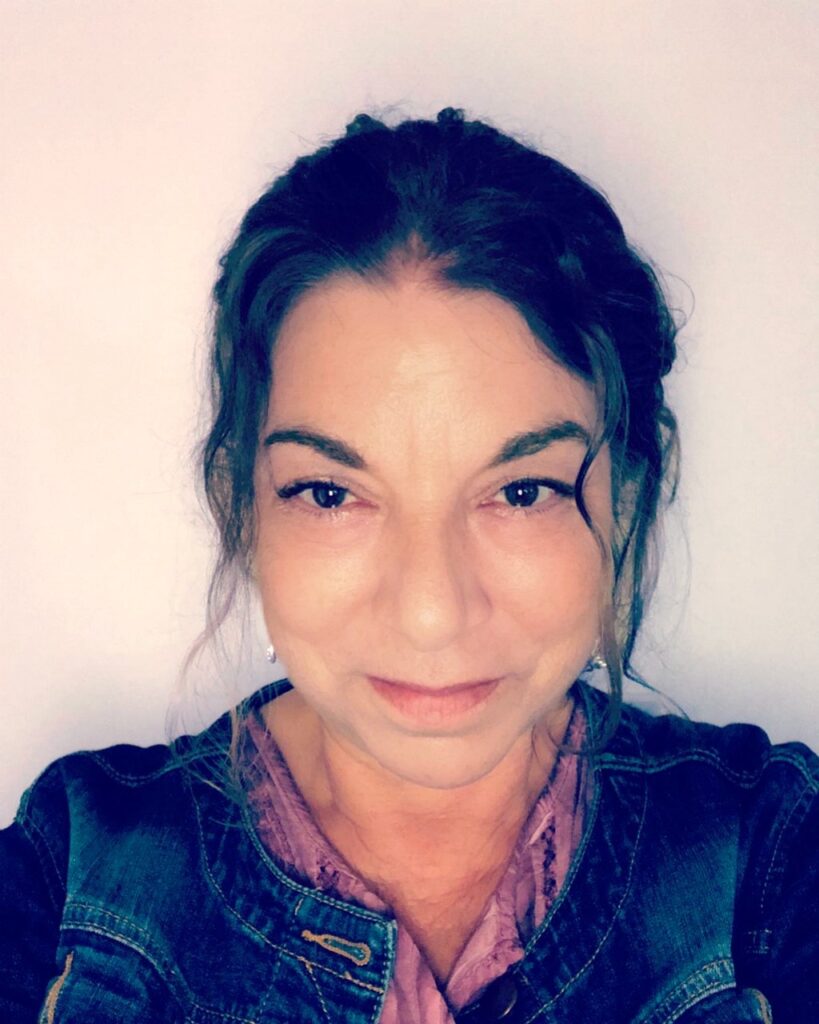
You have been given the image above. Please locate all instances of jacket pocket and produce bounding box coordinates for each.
[38,950,74,1024]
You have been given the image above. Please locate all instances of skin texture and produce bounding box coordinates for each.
[252,267,613,976]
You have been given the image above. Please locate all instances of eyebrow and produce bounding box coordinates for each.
[262,419,590,471]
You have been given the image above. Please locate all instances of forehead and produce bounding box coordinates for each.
[268,273,596,439]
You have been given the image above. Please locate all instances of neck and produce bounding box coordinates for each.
[264,689,573,879]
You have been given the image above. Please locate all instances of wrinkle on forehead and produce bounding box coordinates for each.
[268,273,595,486]
[278,269,549,364]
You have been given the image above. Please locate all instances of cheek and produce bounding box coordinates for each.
[482,517,604,636]
[254,511,374,641]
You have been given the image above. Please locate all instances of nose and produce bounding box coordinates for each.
[377,511,491,652]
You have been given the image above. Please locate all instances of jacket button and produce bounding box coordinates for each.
[477,973,518,1021]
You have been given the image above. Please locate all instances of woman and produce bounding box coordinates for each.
[2,108,816,1023]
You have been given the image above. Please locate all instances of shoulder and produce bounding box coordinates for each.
[578,679,818,898]
[13,709,233,898]
[555,685,819,1018]
[12,679,290,889]
[582,686,818,940]
[578,679,819,794]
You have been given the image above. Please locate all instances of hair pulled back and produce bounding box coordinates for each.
[201,107,680,748]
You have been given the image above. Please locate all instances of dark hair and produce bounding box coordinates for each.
[199,107,680,751]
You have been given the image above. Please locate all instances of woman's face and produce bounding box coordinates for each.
[253,269,612,789]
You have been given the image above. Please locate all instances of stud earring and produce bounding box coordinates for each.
[584,648,607,672]
[266,644,278,664]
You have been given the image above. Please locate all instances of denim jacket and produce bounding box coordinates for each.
[2,678,817,1023]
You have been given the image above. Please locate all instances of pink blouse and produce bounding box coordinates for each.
[241,698,588,1023]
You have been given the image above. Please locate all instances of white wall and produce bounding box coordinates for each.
[1,0,817,824]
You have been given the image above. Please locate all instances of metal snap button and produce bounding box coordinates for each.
[479,973,518,1021]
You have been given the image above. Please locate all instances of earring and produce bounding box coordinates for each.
[584,648,607,672]
[266,644,278,664]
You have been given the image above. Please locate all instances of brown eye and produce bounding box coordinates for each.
[502,480,545,508]
[497,476,574,511]
[277,480,350,511]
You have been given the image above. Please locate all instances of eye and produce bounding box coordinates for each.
[275,475,576,519]
[275,478,352,514]
[492,476,575,514]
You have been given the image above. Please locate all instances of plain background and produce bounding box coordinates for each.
[1,0,817,825]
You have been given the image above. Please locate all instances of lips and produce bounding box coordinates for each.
[368,676,499,694]
[367,675,502,721]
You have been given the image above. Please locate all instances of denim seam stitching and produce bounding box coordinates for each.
[67,915,266,1023]
[185,999,259,1023]
[189,788,298,954]
[747,988,773,1024]
[66,899,171,944]
[58,918,188,1006]
[252,981,274,1020]
[523,752,601,954]
[634,957,735,1024]
[189,780,389,998]
[601,750,809,785]
[63,902,182,978]
[278,950,386,991]
[42,949,74,1024]
[87,750,204,786]
[296,958,332,1023]
[237,794,391,923]
[521,768,649,1020]
[759,779,815,918]
[16,813,65,911]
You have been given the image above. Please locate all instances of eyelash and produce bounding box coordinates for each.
[274,476,576,519]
